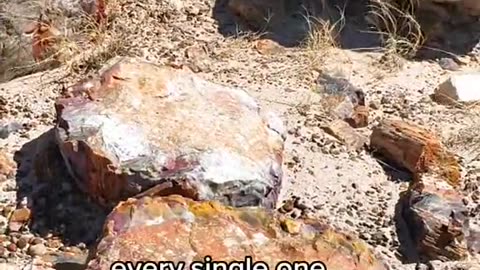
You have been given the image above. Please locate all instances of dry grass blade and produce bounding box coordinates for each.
[302,4,346,52]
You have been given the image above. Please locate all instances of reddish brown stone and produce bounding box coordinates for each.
[346,105,369,128]
[254,39,284,55]
[6,243,17,252]
[370,119,460,187]
[86,195,386,270]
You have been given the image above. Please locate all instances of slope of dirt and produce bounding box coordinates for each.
[1,0,480,269]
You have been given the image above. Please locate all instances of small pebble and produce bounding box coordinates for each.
[6,243,16,252]
[17,236,28,249]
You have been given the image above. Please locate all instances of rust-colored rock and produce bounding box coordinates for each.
[24,20,61,62]
[54,57,285,209]
[254,39,284,55]
[346,105,369,128]
[86,195,387,270]
[370,119,478,260]
[370,119,460,186]
[322,119,367,151]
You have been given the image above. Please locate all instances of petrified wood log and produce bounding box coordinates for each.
[86,195,387,270]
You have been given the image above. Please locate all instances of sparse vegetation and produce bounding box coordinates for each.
[367,0,425,62]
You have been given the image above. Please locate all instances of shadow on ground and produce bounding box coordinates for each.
[213,0,480,59]
[212,0,382,50]
[13,129,109,247]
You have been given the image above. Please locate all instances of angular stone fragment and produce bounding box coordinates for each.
[370,119,478,260]
[399,173,472,261]
[86,195,387,270]
[346,105,369,128]
[8,208,31,232]
[323,119,367,151]
[316,73,368,128]
[254,39,284,55]
[433,72,480,104]
[54,57,285,209]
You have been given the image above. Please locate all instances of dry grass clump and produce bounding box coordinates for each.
[302,3,346,52]
[367,0,425,61]
[0,0,128,82]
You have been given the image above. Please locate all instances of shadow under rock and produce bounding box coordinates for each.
[212,0,382,50]
[13,128,109,247]
[393,194,421,264]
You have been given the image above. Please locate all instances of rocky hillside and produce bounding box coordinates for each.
[1,0,480,269]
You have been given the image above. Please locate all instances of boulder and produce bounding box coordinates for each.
[54,57,286,209]
[86,195,387,270]
[433,72,480,105]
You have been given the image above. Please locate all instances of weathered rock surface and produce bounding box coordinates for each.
[371,119,479,261]
[433,72,480,104]
[54,57,286,209]
[86,195,387,270]
[399,173,473,261]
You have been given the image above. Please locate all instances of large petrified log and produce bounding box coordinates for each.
[370,119,460,186]
[86,195,387,270]
[370,119,478,261]
[54,57,286,209]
